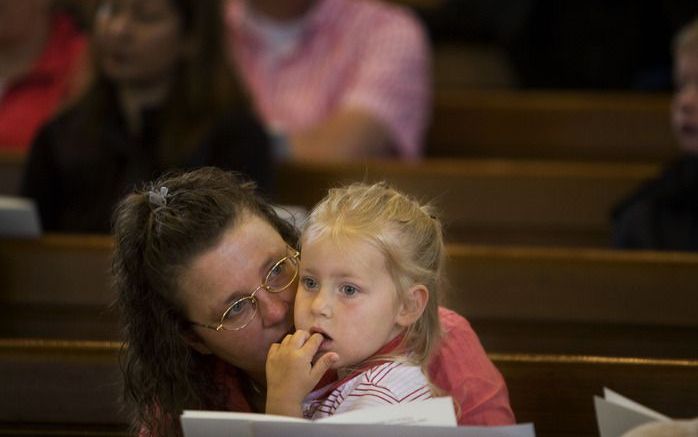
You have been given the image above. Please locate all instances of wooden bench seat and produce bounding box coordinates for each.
[278,159,659,247]
[427,90,677,162]
[1,339,695,437]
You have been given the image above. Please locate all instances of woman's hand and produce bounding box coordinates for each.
[265,330,338,417]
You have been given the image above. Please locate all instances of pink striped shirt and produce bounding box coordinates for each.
[303,361,432,419]
[225,0,431,159]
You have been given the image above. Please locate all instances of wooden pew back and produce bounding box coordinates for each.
[444,244,698,358]
[0,150,23,196]
[0,235,117,340]
[278,159,659,247]
[2,236,696,359]
[1,339,695,437]
[0,339,127,436]
[443,244,698,326]
[427,90,677,162]
[493,353,698,437]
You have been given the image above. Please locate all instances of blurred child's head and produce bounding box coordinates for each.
[294,182,443,371]
[672,17,698,154]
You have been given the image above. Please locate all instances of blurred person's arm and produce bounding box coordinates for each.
[288,6,431,162]
[288,109,392,162]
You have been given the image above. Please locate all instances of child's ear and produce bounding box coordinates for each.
[182,330,213,355]
[396,284,429,327]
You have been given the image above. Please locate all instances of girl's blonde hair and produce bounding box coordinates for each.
[301,182,444,368]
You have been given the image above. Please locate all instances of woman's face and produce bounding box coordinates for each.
[178,213,296,383]
[94,0,186,88]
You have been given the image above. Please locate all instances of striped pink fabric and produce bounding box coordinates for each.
[225,0,431,159]
[303,361,432,419]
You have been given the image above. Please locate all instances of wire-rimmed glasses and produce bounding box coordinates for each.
[190,246,299,332]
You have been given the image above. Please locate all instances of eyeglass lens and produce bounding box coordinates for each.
[220,252,298,330]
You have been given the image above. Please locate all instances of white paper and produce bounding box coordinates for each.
[595,388,671,437]
[603,388,671,422]
[181,397,536,437]
[252,422,536,437]
[272,204,307,230]
[0,195,41,238]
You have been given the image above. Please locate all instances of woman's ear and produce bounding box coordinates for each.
[396,284,429,327]
[182,329,213,355]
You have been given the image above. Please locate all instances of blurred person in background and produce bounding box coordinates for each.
[612,16,698,250]
[21,0,272,233]
[0,0,88,150]
[225,0,431,162]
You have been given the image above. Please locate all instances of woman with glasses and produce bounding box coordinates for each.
[112,167,515,436]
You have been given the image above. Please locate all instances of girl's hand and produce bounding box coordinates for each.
[265,330,338,417]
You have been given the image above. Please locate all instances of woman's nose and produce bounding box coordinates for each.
[256,291,291,327]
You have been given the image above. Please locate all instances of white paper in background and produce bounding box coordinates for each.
[603,388,671,422]
[272,204,307,230]
[595,388,671,437]
[0,195,41,238]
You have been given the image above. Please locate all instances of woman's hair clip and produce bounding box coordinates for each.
[148,186,169,209]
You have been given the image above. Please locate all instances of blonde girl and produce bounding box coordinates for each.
[265,182,445,419]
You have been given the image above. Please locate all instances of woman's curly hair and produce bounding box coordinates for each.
[112,167,297,436]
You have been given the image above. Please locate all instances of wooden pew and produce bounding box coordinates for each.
[493,353,698,437]
[0,339,127,436]
[444,244,698,359]
[427,90,677,162]
[2,235,696,359]
[0,91,676,199]
[0,234,117,340]
[1,339,695,437]
[278,159,659,247]
[0,150,24,196]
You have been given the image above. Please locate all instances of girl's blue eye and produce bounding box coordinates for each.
[340,285,358,296]
[301,277,318,290]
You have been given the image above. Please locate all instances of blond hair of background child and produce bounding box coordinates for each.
[265,182,445,419]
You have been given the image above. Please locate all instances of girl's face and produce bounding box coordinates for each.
[672,48,698,154]
[178,214,296,383]
[294,236,409,370]
[94,0,187,88]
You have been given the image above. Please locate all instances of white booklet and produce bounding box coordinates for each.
[0,195,41,238]
[181,397,536,437]
[594,387,671,437]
